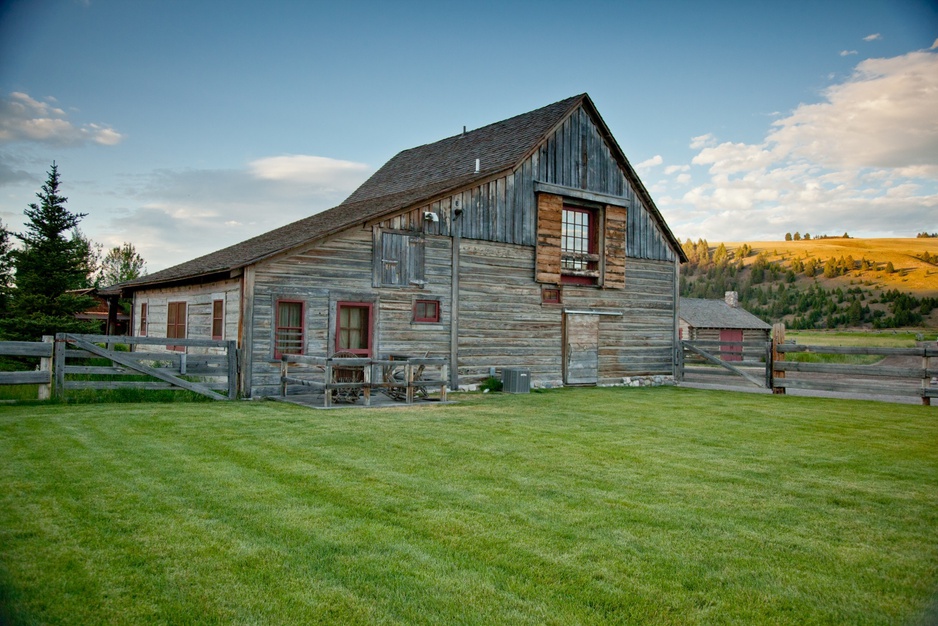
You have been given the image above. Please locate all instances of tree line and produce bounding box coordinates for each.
[0,164,146,342]
[681,238,937,330]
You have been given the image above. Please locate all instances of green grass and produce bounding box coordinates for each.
[1,388,937,625]
[787,330,938,347]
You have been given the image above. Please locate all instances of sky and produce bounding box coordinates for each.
[1,0,936,274]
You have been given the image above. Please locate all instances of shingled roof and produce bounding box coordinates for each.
[116,94,681,291]
[680,298,771,330]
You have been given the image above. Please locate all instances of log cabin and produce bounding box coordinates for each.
[113,94,687,397]
[679,291,772,361]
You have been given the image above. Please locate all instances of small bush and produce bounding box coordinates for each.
[479,376,503,392]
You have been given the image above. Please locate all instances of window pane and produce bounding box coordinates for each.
[276,302,303,355]
[338,305,370,352]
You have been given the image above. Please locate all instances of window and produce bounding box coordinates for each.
[275,300,304,358]
[336,302,372,356]
[378,232,426,287]
[413,299,440,323]
[561,207,599,284]
[212,299,224,340]
[167,301,187,351]
[139,302,148,336]
[542,287,561,305]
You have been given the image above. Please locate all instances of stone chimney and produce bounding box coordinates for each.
[725,291,739,308]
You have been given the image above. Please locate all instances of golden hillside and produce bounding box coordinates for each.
[720,238,938,297]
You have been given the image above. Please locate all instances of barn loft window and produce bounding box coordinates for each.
[212,299,224,340]
[377,231,426,288]
[413,299,440,323]
[275,300,304,358]
[542,286,561,305]
[336,302,372,356]
[166,301,187,351]
[561,206,600,285]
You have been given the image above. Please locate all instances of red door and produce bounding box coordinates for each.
[720,329,743,362]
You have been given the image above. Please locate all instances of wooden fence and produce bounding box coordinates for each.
[281,354,448,408]
[0,336,55,400]
[772,341,937,405]
[53,334,238,401]
[677,339,772,388]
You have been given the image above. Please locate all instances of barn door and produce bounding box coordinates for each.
[720,329,743,362]
[564,313,599,385]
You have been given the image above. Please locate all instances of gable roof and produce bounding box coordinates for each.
[679,298,772,330]
[116,94,683,291]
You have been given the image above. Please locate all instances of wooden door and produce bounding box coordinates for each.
[720,329,743,362]
[564,313,599,385]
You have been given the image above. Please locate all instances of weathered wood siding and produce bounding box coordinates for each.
[684,327,770,343]
[377,105,676,262]
[132,279,241,354]
[247,228,452,396]
[457,242,675,387]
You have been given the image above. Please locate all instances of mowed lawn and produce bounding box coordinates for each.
[1,388,936,625]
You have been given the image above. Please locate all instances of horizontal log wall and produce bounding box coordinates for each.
[378,105,676,262]
[132,278,241,354]
[249,228,453,396]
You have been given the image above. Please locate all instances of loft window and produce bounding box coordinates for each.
[275,300,304,358]
[561,207,599,285]
[166,301,187,351]
[378,231,426,287]
[413,299,440,323]
[336,302,372,356]
[212,299,224,340]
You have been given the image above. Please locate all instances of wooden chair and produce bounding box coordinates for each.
[331,351,364,403]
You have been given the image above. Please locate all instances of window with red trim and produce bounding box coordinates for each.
[336,302,372,356]
[542,287,561,305]
[275,300,304,358]
[139,302,148,336]
[561,206,599,285]
[413,299,440,323]
[167,301,186,351]
[212,299,224,340]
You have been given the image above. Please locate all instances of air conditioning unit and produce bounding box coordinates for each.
[502,368,531,394]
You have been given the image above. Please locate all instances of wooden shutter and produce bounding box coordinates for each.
[535,193,562,284]
[604,204,627,289]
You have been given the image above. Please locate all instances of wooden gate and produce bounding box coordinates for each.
[55,333,238,400]
[677,339,772,388]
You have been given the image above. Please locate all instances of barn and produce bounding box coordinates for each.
[113,94,687,397]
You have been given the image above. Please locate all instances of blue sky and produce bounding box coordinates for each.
[1,0,936,272]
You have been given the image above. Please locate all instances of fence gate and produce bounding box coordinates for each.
[55,333,238,400]
[677,339,772,388]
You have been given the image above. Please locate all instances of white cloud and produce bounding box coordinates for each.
[635,154,663,170]
[864,33,882,42]
[663,44,938,241]
[664,164,690,175]
[840,50,857,56]
[249,155,369,185]
[0,92,123,146]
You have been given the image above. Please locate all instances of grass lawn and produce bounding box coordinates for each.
[1,387,937,625]
[787,330,938,347]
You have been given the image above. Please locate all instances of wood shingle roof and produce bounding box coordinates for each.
[680,298,772,330]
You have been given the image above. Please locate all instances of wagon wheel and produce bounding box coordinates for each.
[331,351,363,403]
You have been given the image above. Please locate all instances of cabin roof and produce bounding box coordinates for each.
[679,298,772,330]
[117,94,683,291]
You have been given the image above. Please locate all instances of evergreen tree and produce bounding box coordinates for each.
[785,232,792,241]
[0,164,99,341]
[0,220,13,317]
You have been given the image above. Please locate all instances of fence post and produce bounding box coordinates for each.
[280,355,288,398]
[923,348,931,407]
[38,335,53,400]
[53,333,66,400]
[228,341,238,399]
[771,323,785,394]
[675,343,685,383]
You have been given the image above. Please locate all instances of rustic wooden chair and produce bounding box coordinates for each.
[382,352,430,401]
[330,350,364,403]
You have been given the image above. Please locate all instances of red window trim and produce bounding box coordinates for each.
[335,301,373,357]
[212,299,224,340]
[166,301,186,352]
[561,206,600,285]
[274,299,304,359]
[413,299,441,323]
[542,287,561,305]
[139,302,148,336]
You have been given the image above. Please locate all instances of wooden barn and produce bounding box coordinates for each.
[113,94,687,397]
[679,292,771,361]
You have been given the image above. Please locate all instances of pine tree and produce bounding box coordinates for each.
[0,163,99,341]
[0,220,13,317]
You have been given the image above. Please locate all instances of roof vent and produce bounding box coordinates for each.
[474,158,480,173]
